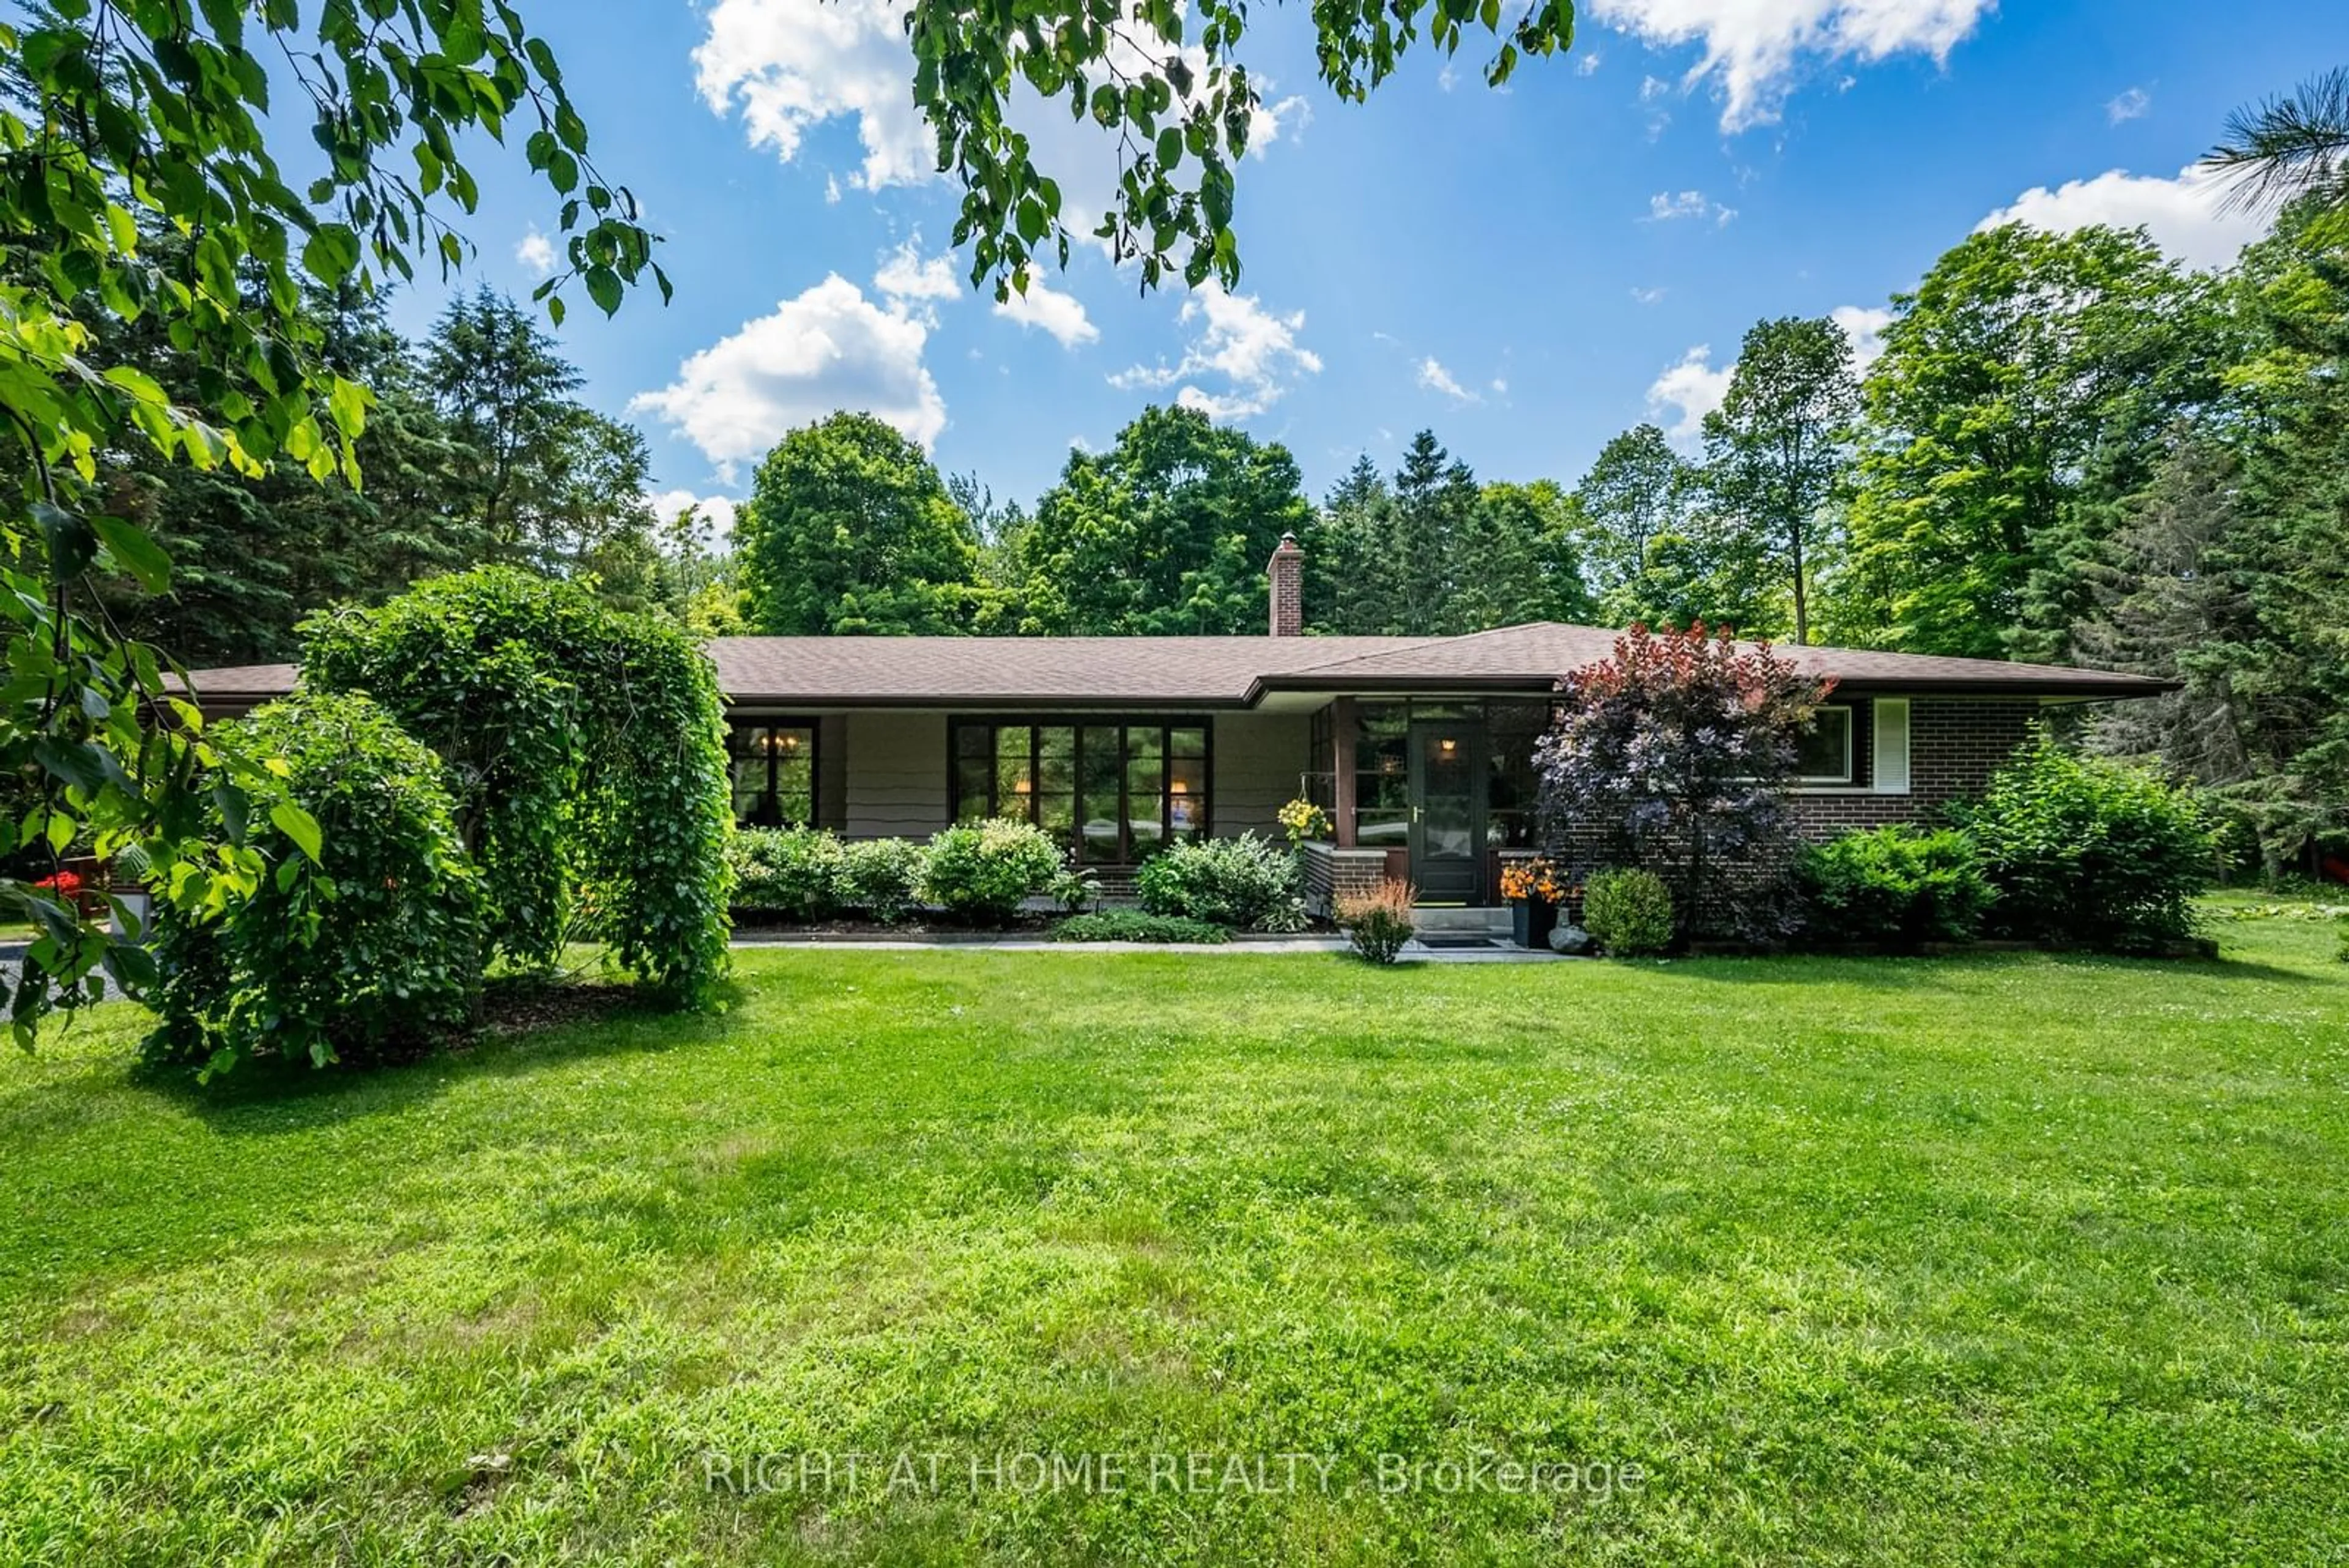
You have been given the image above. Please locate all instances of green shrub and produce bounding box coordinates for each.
[1584,868,1675,956]
[839,837,925,923]
[1955,738,2218,952]
[1335,879,1417,964]
[729,828,845,921]
[1798,826,1997,952]
[1134,833,1305,931]
[1052,911,1229,943]
[921,819,1061,924]
[1048,866,1102,915]
[144,693,481,1077]
[300,566,732,1006]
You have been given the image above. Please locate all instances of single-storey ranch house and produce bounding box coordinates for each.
[184,538,2172,911]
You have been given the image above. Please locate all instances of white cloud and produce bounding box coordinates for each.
[1417,357,1479,403]
[1647,188,1737,225]
[1830,303,1894,374]
[825,174,843,204]
[695,0,1305,238]
[1630,286,1668,305]
[874,239,961,309]
[1490,376,1510,396]
[1110,283,1321,420]
[1978,162,2268,272]
[647,489,741,542]
[1590,0,1994,132]
[694,0,931,191]
[631,275,946,478]
[2107,86,2151,124]
[516,229,557,277]
[1647,344,1732,441]
[1577,50,1605,75]
[994,275,1099,349]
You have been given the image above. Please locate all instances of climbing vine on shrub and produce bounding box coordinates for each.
[143,693,481,1077]
[300,568,733,1003]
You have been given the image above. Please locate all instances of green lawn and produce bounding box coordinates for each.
[3,911,2346,1565]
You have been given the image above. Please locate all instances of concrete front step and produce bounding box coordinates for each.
[1409,904,1512,935]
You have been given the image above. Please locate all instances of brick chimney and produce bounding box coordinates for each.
[1267,532,1304,637]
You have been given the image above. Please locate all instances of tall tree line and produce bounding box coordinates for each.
[84,273,681,664]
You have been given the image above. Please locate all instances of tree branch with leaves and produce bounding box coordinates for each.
[0,0,660,1041]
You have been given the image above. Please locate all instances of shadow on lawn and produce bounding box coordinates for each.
[1651,948,2323,989]
[128,977,748,1134]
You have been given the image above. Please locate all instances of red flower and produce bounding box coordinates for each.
[34,871,83,895]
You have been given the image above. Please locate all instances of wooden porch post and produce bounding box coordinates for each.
[1331,696,1357,849]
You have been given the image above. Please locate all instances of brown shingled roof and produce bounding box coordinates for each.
[1251,622,2177,698]
[177,623,2175,710]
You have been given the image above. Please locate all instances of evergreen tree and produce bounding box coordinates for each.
[423,287,658,580]
[84,239,474,663]
[1384,429,1482,631]
[2077,206,2349,868]
[1302,455,1395,634]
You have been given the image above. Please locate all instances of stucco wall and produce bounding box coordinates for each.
[841,711,949,839]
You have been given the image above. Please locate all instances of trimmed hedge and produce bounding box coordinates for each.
[841,837,924,924]
[921,819,1061,924]
[729,828,845,921]
[1135,833,1305,931]
[1052,911,1229,944]
[1799,826,1996,952]
[1584,868,1674,956]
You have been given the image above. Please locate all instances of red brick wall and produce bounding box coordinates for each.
[1300,843,1393,915]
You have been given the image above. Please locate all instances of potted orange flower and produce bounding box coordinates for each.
[1499,856,1564,948]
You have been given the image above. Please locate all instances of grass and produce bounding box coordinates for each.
[1,907,2345,1564]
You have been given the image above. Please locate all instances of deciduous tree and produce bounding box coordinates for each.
[0,0,657,1036]
[1702,317,1858,645]
[1013,404,1308,634]
[737,413,981,636]
[1837,225,2217,661]
[1573,423,1697,616]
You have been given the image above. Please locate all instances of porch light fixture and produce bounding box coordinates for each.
[1440,737,1458,754]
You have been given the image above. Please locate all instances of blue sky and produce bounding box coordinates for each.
[380,0,2349,533]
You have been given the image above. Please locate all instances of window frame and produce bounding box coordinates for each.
[727,717,822,827]
[948,715,1214,864]
[1792,703,1858,787]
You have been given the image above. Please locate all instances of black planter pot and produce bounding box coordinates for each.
[1511,897,1557,949]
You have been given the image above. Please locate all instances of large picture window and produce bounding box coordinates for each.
[952,718,1210,863]
[729,721,817,826]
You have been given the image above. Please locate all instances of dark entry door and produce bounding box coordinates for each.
[1408,720,1486,904]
